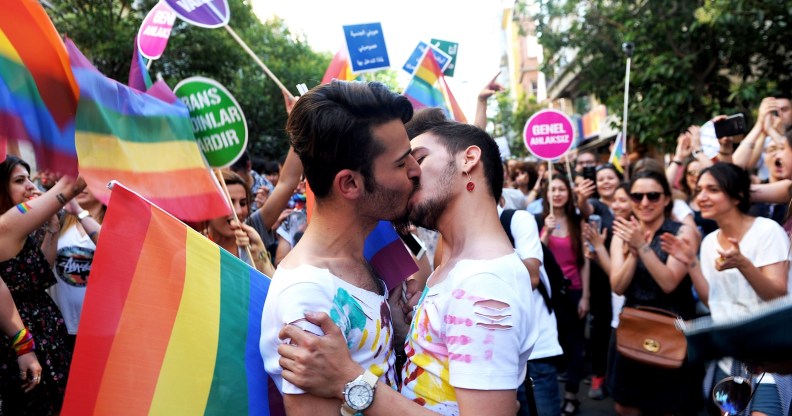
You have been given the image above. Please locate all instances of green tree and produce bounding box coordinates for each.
[45,0,330,160]
[533,0,792,148]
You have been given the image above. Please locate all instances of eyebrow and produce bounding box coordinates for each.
[395,148,412,164]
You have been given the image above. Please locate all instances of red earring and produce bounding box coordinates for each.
[466,171,475,192]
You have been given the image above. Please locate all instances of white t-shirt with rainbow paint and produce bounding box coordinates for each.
[400,253,537,415]
[260,264,397,395]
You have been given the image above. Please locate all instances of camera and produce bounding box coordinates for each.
[714,114,747,138]
[622,42,635,57]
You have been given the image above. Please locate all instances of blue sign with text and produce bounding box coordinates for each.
[343,22,390,73]
[402,41,452,75]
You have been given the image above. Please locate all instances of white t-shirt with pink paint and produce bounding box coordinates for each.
[400,253,536,415]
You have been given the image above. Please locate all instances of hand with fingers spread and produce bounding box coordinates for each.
[688,125,702,152]
[278,312,362,399]
[583,222,607,251]
[18,351,42,393]
[714,237,747,271]
[659,232,696,267]
[674,131,692,161]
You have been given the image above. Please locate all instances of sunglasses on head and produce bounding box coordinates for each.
[712,372,765,415]
[629,192,662,203]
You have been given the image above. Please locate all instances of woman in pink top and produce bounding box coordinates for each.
[540,174,590,415]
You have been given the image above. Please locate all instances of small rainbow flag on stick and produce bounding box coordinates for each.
[609,132,626,173]
[66,39,230,222]
[402,50,466,122]
[321,48,357,83]
[0,0,79,173]
[62,183,270,416]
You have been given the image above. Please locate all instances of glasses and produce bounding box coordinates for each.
[712,372,765,415]
[629,192,662,203]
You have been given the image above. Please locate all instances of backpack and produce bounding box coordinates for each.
[499,209,570,314]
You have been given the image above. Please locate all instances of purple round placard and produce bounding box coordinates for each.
[164,0,229,29]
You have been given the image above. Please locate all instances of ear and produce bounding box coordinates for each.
[333,169,364,200]
[461,145,482,173]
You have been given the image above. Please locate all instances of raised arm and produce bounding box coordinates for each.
[473,72,503,130]
[253,147,303,230]
[0,176,84,262]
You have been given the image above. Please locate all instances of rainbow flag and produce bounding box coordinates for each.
[62,183,270,416]
[609,132,625,173]
[402,50,466,123]
[364,221,419,291]
[128,38,153,92]
[0,0,79,174]
[321,48,357,84]
[66,39,230,222]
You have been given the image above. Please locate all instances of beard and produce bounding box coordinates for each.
[362,174,420,227]
[401,159,457,232]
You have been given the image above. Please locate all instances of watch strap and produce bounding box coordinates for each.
[340,405,356,416]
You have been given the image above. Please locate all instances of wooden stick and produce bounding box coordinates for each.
[223,25,295,100]
[214,168,255,267]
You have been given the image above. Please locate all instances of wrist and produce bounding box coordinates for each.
[671,159,683,165]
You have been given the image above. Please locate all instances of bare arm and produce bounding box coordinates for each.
[751,180,792,204]
[609,227,638,296]
[473,72,503,130]
[0,176,84,262]
[283,394,342,416]
[255,147,303,230]
[523,258,541,289]
[660,233,709,306]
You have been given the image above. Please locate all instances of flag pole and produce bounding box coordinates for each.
[223,25,295,100]
[621,42,634,179]
[213,168,256,267]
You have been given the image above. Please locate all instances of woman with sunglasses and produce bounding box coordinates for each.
[661,163,791,416]
[609,169,703,416]
[540,175,590,415]
[576,164,623,400]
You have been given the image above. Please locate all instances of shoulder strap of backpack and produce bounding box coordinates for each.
[499,209,516,247]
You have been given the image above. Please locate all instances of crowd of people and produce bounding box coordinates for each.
[1,76,791,416]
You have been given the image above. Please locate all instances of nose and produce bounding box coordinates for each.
[406,154,421,179]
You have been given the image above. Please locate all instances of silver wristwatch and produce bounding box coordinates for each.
[341,370,378,416]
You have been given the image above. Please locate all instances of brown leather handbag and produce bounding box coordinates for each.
[616,306,687,369]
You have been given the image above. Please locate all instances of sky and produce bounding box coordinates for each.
[250,0,510,119]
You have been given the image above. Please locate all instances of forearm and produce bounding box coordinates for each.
[609,242,637,295]
[473,99,488,130]
[581,259,590,300]
[636,244,683,293]
[0,178,75,254]
[539,229,550,245]
[0,279,25,337]
[40,230,58,266]
[258,147,303,229]
[751,180,792,204]
[578,199,593,218]
[739,262,789,301]
[687,258,709,306]
[665,161,682,189]
[365,383,440,416]
[732,124,761,168]
[593,244,611,275]
[79,216,102,245]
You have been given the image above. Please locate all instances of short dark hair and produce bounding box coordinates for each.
[630,169,673,217]
[698,163,751,213]
[230,150,250,173]
[262,160,280,175]
[424,123,504,203]
[405,107,447,139]
[286,80,413,198]
[0,156,31,213]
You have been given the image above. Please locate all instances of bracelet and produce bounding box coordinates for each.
[671,159,683,165]
[11,328,35,357]
[56,193,67,205]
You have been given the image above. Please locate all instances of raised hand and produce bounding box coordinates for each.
[659,232,695,267]
[477,71,504,102]
[576,179,596,201]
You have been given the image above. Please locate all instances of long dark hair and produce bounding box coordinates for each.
[542,174,584,267]
[0,156,31,213]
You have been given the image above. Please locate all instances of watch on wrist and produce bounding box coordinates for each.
[77,210,90,221]
[341,370,378,415]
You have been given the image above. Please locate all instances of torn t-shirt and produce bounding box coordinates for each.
[400,253,537,415]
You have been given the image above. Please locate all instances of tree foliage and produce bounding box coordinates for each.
[45,0,330,160]
[533,0,792,148]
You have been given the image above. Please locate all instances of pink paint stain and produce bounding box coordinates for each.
[449,353,472,363]
[483,332,495,345]
[484,350,493,360]
[452,289,466,299]
[444,315,474,327]
[446,335,472,345]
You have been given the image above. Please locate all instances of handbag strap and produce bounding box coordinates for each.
[629,306,681,319]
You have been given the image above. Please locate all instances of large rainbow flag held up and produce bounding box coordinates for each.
[0,0,79,173]
[62,183,270,416]
[66,39,231,222]
[402,50,466,123]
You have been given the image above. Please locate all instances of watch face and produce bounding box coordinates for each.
[345,382,374,411]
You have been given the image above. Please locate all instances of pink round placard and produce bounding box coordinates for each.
[523,109,575,160]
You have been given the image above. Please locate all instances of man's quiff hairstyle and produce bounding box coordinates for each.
[286,80,413,198]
